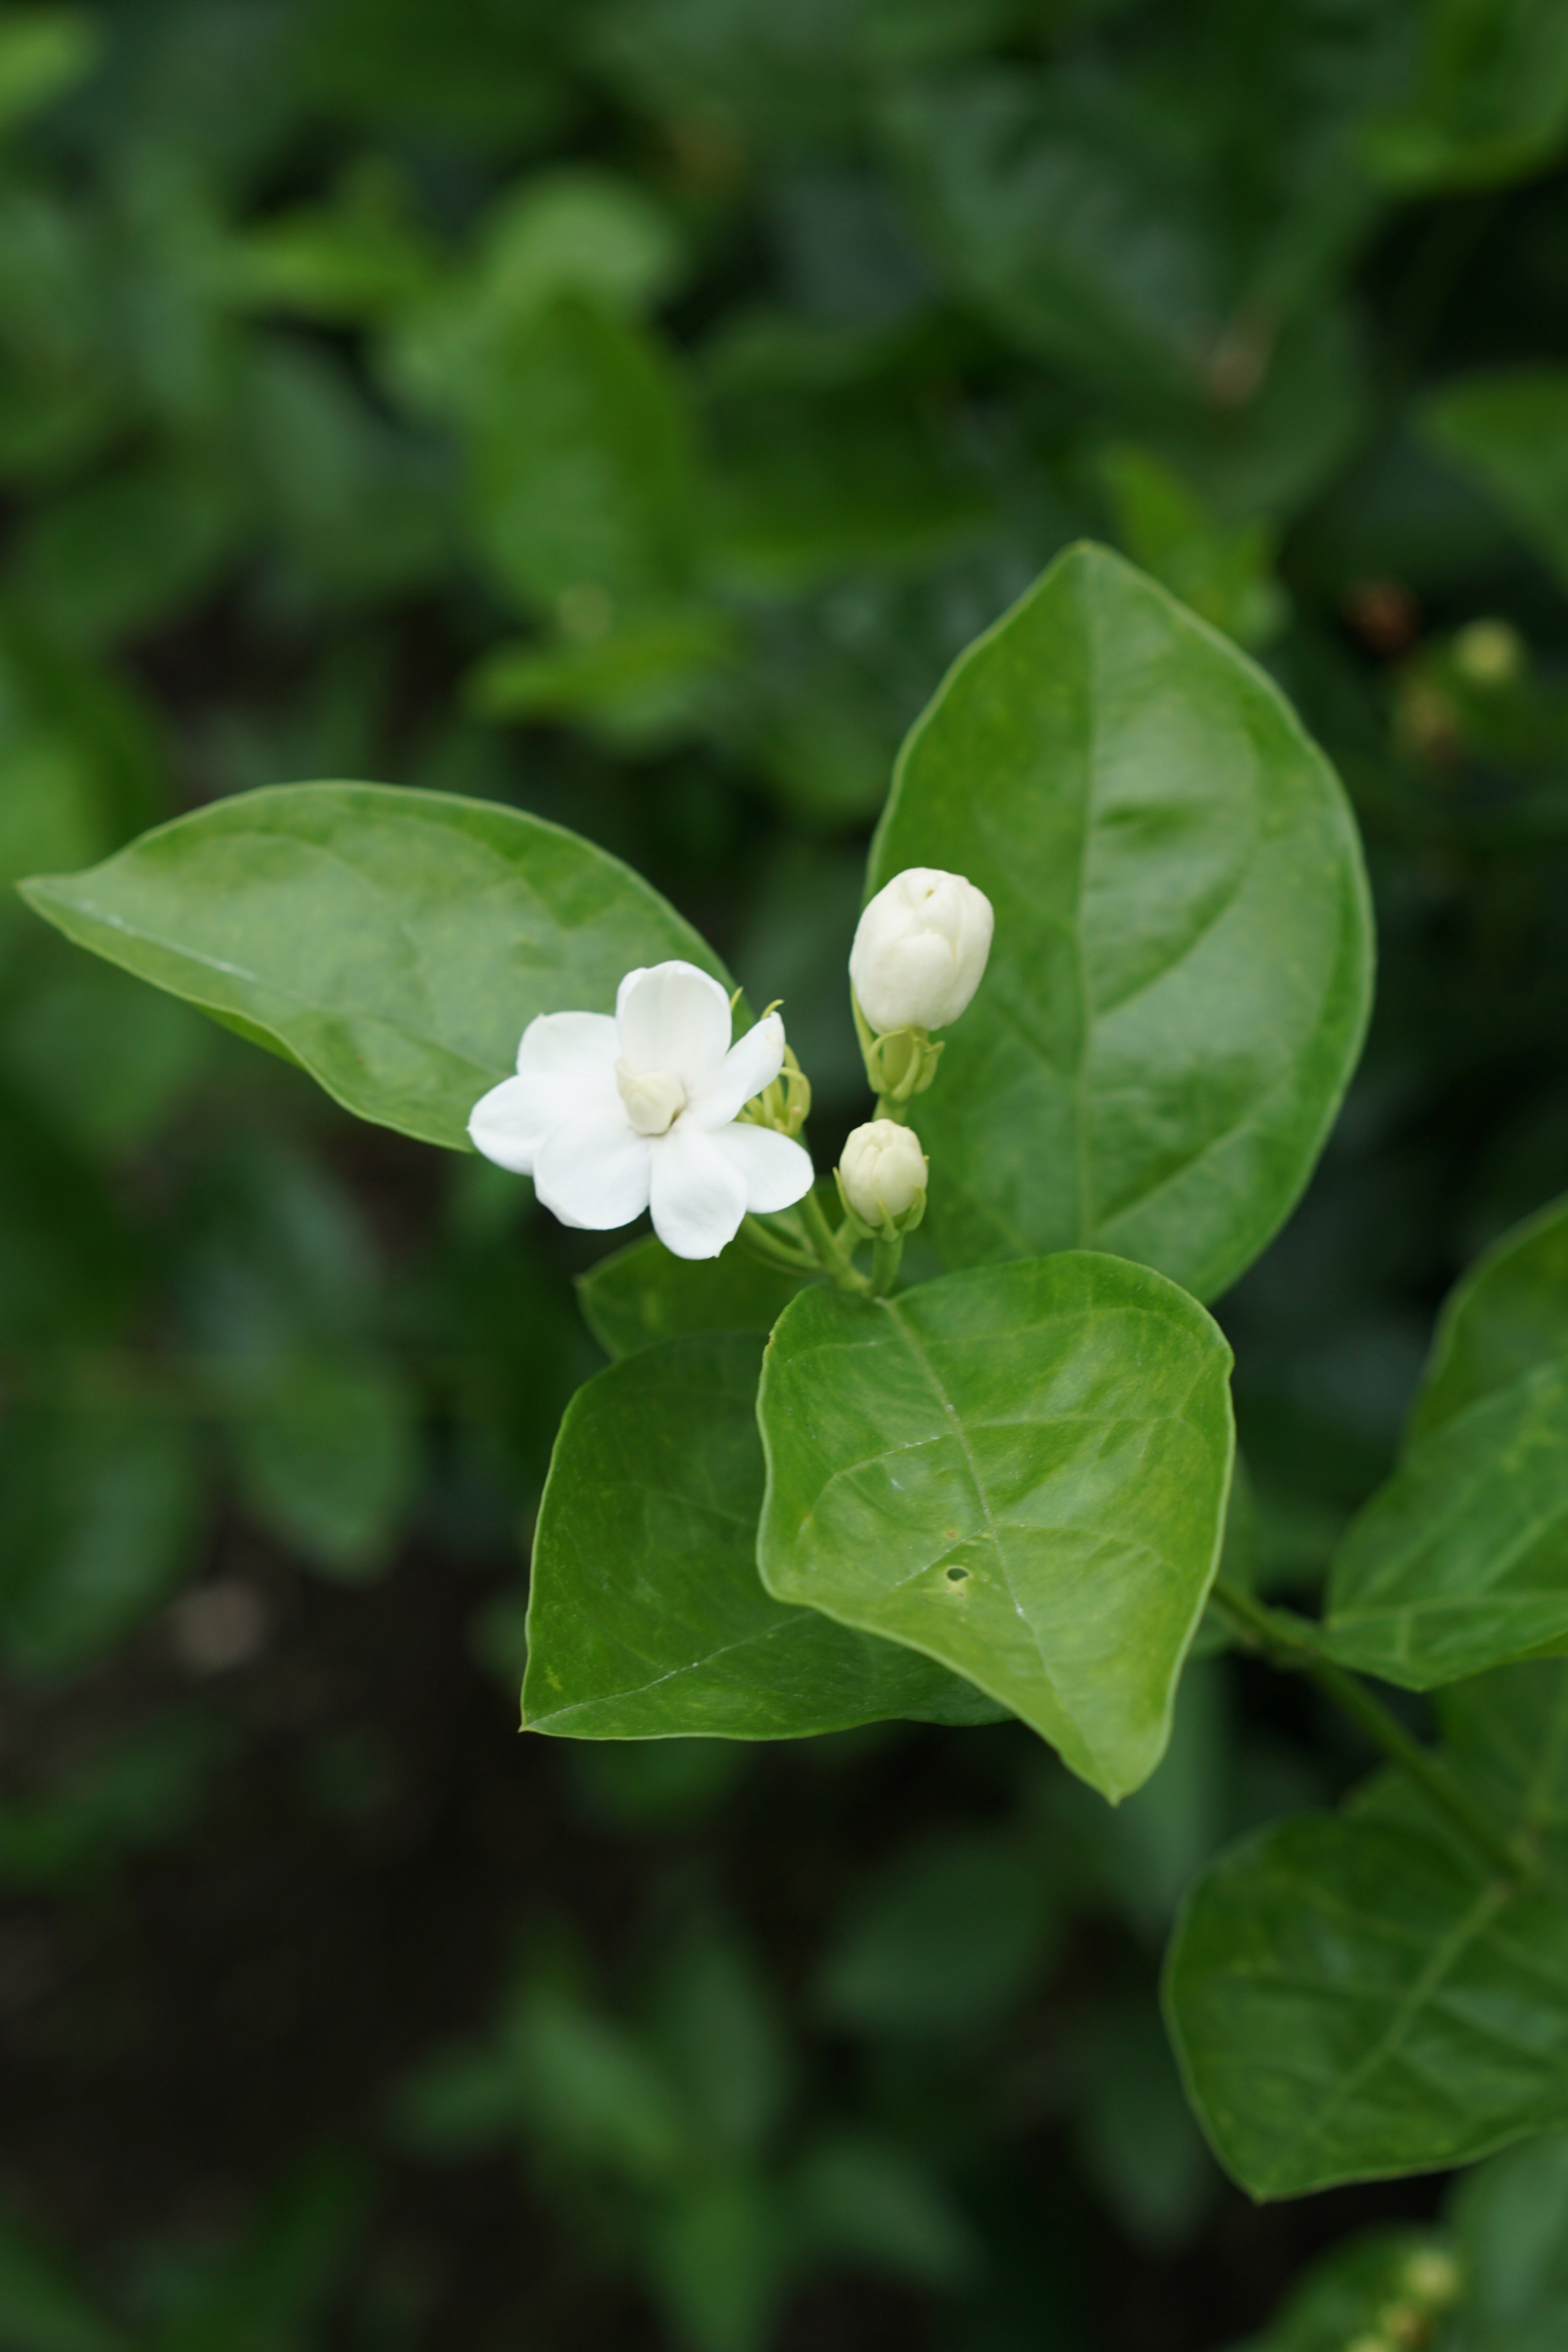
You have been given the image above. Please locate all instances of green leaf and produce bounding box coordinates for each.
[1099,443,1287,649]
[867,542,1372,1303]
[0,2207,124,2352]
[387,169,683,415]
[1165,1662,1568,2199]
[19,783,726,1151]
[228,1354,418,1578]
[813,1828,1058,2035]
[756,1251,1235,1799]
[155,2151,371,2352]
[468,605,738,749]
[1452,2125,1568,2350]
[1422,372,1568,593]
[524,1331,1007,1739]
[466,295,700,617]
[0,1407,201,1676]
[1367,0,1568,192]
[577,1236,812,1360]
[1414,1191,1568,1436]
[0,11,100,140]
[1326,1195,1568,1687]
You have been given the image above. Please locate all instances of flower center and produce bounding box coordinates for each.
[616,1059,686,1137]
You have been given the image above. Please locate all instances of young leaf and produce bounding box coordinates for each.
[756,1251,1235,1800]
[19,783,726,1150]
[577,1234,812,1360]
[868,541,1372,1303]
[524,1331,1005,1739]
[1413,1190,1568,1435]
[1165,1662,1568,2199]
[1326,1194,1568,1686]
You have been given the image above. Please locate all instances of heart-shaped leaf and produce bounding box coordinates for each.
[867,541,1372,1302]
[1327,1195,1568,1687]
[1166,1663,1568,2198]
[524,1331,1005,1739]
[19,783,724,1150]
[756,1251,1234,1799]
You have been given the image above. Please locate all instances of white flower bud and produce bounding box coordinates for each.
[839,1119,927,1229]
[849,867,994,1034]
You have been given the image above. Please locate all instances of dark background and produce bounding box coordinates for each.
[1,2,1567,2345]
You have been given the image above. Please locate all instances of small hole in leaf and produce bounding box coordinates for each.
[946,1566,968,1583]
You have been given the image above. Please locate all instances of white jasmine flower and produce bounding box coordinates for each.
[468,961,814,1260]
[839,1119,927,1228]
[850,867,994,1034]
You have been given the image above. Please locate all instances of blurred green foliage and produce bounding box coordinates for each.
[6,0,1568,2343]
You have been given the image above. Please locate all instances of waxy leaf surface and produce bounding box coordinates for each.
[1328,1194,1568,1687]
[578,1234,811,1360]
[523,1332,1005,1739]
[868,541,1372,1301]
[756,1252,1234,1799]
[1166,1663,1568,2198]
[20,783,723,1150]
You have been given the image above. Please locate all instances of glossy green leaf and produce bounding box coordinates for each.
[756,1251,1235,1799]
[524,1332,1006,1739]
[577,1236,812,1361]
[1326,1194,1568,1687]
[868,542,1372,1302]
[19,783,725,1151]
[1166,1663,1568,2199]
[1423,372,1568,592]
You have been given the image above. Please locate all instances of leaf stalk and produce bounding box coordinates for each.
[1209,1576,1534,1886]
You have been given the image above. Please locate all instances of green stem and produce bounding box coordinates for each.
[740,1215,818,1275]
[872,1095,909,1125]
[797,1190,869,1294]
[869,1234,903,1296]
[1209,1576,1533,1884]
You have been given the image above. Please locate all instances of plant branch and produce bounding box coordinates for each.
[740,1216,819,1275]
[869,1235,903,1296]
[796,1190,869,1293]
[1209,1576,1533,1885]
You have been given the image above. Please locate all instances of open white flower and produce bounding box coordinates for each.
[468,961,814,1260]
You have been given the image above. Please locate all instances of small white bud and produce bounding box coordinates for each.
[849,867,994,1034]
[839,1119,927,1229]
